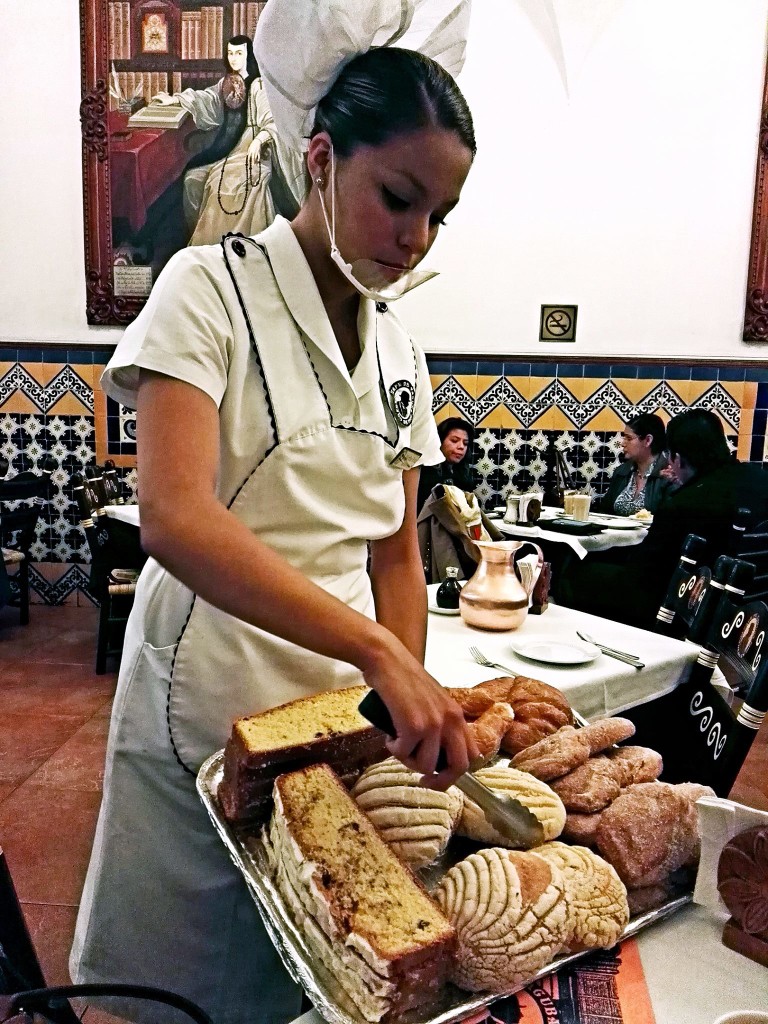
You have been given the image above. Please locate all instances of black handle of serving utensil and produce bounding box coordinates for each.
[358,690,449,771]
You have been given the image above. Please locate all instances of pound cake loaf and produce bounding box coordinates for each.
[264,763,455,1022]
[219,685,387,823]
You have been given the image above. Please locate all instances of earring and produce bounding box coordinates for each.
[315,176,325,188]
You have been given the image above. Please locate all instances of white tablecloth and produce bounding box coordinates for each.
[425,599,697,720]
[103,503,140,527]
[289,904,768,1024]
[493,515,648,559]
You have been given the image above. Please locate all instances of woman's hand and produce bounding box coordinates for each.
[247,134,270,178]
[151,92,179,106]
[360,633,479,790]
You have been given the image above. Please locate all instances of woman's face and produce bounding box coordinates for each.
[227,43,249,75]
[621,427,652,464]
[442,428,470,464]
[326,127,473,281]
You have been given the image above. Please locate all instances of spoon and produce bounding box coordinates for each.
[576,631,645,670]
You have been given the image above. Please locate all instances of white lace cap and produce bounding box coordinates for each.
[254,0,472,157]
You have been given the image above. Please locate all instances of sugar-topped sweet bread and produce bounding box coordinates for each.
[435,847,568,993]
[510,725,591,781]
[456,762,566,847]
[532,842,629,951]
[350,757,463,869]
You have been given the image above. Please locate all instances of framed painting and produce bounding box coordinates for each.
[744,49,768,340]
[79,0,272,325]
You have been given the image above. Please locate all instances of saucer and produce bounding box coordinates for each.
[426,582,463,615]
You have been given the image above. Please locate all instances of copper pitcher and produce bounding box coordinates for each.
[459,541,544,631]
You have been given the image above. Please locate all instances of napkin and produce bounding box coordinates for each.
[693,796,768,916]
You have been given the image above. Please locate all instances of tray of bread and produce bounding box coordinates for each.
[197,680,709,1024]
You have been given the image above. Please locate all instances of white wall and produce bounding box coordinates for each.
[2,0,768,358]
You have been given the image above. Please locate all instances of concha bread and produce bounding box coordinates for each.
[456,762,566,847]
[532,842,629,951]
[267,763,455,1021]
[351,757,464,869]
[435,847,568,992]
[219,685,387,822]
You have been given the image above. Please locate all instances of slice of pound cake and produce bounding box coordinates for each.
[219,685,387,823]
[263,763,455,1022]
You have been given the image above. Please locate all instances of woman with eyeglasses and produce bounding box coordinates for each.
[594,413,674,516]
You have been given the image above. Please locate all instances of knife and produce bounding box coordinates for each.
[358,690,544,848]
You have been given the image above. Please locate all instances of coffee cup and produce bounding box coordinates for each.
[519,492,543,525]
[571,494,591,522]
[504,496,520,523]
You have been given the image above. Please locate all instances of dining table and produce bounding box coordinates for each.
[425,591,698,720]
[490,507,649,560]
[103,503,140,528]
[287,901,768,1024]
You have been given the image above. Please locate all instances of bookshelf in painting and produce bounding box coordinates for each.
[108,0,269,111]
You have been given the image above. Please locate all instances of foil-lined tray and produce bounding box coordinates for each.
[197,749,692,1024]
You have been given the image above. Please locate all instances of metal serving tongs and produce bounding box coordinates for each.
[358,690,544,848]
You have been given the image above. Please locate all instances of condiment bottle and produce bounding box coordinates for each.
[436,566,463,609]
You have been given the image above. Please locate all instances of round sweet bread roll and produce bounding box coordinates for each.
[550,756,622,812]
[578,717,635,755]
[350,757,463,869]
[510,725,591,781]
[532,841,629,951]
[435,847,568,993]
[456,762,566,847]
[605,745,663,786]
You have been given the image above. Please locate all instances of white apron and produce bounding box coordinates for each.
[71,234,424,1024]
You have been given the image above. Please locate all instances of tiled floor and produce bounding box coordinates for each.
[0,600,766,1000]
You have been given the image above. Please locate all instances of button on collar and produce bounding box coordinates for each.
[232,239,246,258]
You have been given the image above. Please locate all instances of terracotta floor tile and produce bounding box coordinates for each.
[0,713,86,787]
[0,781,17,804]
[32,715,110,792]
[0,784,101,904]
[32,628,105,666]
[3,662,116,718]
[21,900,79,986]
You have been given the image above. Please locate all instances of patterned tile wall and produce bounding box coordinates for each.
[0,344,766,604]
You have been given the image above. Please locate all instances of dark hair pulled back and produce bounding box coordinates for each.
[226,35,259,80]
[312,47,476,158]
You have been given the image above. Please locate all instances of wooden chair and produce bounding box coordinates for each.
[0,457,55,625]
[72,470,146,674]
[625,554,768,796]
[732,506,768,602]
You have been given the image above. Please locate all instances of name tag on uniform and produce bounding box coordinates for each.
[389,447,422,470]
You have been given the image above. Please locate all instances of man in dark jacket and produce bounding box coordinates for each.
[558,410,768,628]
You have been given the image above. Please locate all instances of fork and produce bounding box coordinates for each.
[468,646,590,728]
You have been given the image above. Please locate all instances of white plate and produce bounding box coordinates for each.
[426,581,463,615]
[508,637,601,665]
[586,513,646,530]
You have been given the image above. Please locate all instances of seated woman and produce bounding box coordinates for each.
[593,414,673,516]
[416,417,476,512]
[557,410,768,628]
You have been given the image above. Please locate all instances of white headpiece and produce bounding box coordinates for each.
[254,0,472,156]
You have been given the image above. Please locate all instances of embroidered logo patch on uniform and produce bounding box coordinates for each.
[388,380,415,427]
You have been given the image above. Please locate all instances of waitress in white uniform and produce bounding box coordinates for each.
[71,3,478,1022]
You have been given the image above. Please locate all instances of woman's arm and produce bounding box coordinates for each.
[369,468,428,661]
[137,370,477,784]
